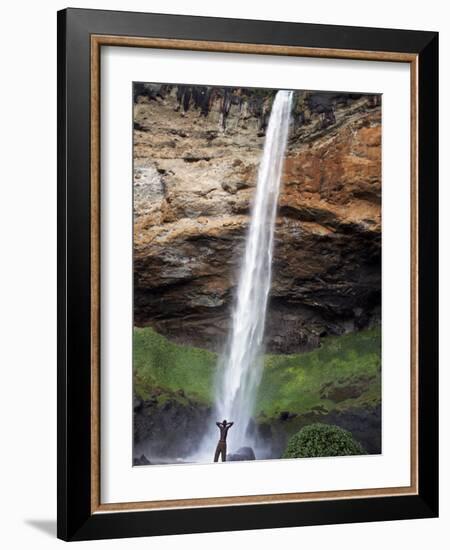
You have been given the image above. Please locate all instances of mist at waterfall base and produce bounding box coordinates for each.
[187,90,294,464]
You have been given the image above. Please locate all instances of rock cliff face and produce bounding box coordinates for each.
[133,391,212,459]
[133,85,381,353]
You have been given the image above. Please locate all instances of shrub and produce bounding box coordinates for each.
[282,423,366,458]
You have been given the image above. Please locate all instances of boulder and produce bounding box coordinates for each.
[133,454,151,466]
[227,446,256,461]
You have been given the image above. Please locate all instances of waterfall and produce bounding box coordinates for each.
[213,90,293,452]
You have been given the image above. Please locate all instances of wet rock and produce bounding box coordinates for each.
[227,446,256,461]
[279,411,297,421]
[133,454,151,466]
[133,393,211,458]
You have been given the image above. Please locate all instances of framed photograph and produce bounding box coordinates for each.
[57,8,438,541]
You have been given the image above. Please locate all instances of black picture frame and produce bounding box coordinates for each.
[57,7,438,541]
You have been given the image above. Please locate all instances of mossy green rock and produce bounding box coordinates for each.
[134,325,381,416]
[282,423,366,458]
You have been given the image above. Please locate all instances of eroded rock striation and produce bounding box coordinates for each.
[134,86,381,353]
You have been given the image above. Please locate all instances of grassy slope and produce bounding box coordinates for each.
[257,328,380,418]
[133,327,216,403]
[133,326,381,416]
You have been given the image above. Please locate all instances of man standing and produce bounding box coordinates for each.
[214,419,234,462]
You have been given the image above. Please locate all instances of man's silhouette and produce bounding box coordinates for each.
[214,419,234,462]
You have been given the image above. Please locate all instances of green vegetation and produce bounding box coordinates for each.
[256,327,381,418]
[133,326,381,416]
[133,327,216,403]
[282,423,366,458]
